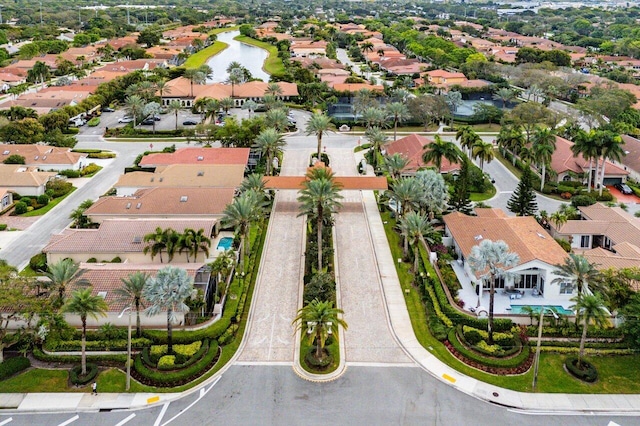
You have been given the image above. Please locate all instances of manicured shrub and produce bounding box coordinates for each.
[69,363,99,385]
[33,347,127,364]
[111,256,122,263]
[81,163,101,176]
[86,258,97,263]
[304,347,333,370]
[565,357,598,382]
[13,201,28,214]
[45,337,151,352]
[571,194,596,207]
[0,224,6,231]
[37,194,50,206]
[463,327,483,345]
[29,252,47,272]
[0,356,30,380]
[87,117,100,127]
[447,328,531,370]
[46,179,73,197]
[158,355,176,369]
[218,324,239,345]
[88,152,116,159]
[58,169,81,178]
[595,191,614,202]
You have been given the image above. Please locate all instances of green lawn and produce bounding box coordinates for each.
[380,210,640,393]
[183,41,229,69]
[470,184,497,201]
[20,187,77,217]
[234,36,285,77]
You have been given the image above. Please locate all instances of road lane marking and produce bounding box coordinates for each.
[57,415,79,426]
[153,403,169,426]
[162,378,220,426]
[114,414,136,426]
[0,418,12,425]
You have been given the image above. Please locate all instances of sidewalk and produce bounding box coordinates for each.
[360,189,640,413]
[0,392,179,411]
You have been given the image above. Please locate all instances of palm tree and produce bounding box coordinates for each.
[550,210,568,229]
[365,126,389,170]
[242,100,259,119]
[143,227,168,263]
[63,288,108,375]
[124,95,144,126]
[164,228,181,263]
[115,272,149,337]
[298,176,343,272]
[166,100,182,131]
[383,153,409,182]
[179,228,197,263]
[359,106,387,129]
[228,67,245,97]
[456,125,480,158]
[184,68,206,97]
[597,130,625,196]
[571,130,597,192]
[387,177,422,219]
[532,128,557,191]
[45,259,86,309]
[155,78,171,99]
[471,140,495,172]
[219,97,234,115]
[385,102,410,141]
[493,87,515,108]
[422,135,460,173]
[222,192,262,272]
[497,124,525,166]
[360,41,374,56]
[570,293,608,368]
[143,266,194,354]
[194,96,211,122]
[398,211,436,274]
[254,127,286,176]
[552,254,602,304]
[190,228,211,262]
[305,112,334,160]
[265,82,283,97]
[239,173,268,198]
[264,108,289,132]
[468,239,520,343]
[293,299,347,361]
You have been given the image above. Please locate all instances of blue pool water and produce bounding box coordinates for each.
[216,237,233,251]
[510,305,574,316]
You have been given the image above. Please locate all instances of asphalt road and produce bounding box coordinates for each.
[2,366,636,426]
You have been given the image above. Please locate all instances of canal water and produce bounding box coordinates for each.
[206,30,270,83]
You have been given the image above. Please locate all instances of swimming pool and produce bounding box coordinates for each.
[216,237,233,251]
[510,305,574,316]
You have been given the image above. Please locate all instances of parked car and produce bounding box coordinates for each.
[615,182,634,195]
[183,120,198,126]
[118,116,133,123]
[141,118,155,125]
[102,107,115,112]
[151,115,161,121]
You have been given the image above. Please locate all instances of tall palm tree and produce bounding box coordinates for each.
[164,228,181,263]
[570,293,608,368]
[571,130,597,192]
[143,227,169,263]
[242,100,258,119]
[552,254,603,304]
[143,266,194,354]
[471,140,495,172]
[385,102,410,141]
[265,82,283,97]
[45,259,86,309]
[293,299,348,361]
[387,177,422,219]
[115,272,149,337]
[228,67,245,97]
[221,192,262,272]
[179,228,197,263]
[422,135,460,173]
[456,125,480,158]
[193,96,211,122]
[359,106,387,129]
[254,127,286,176]
[166,100,182,131]
[155,78,170,100]
[264,108,289,132]
[468,239,520,343]
[365,126,389,170]
[305,112,334,159]
[493,87,515,108]
[383,153,409,182]
[219,97,234,115]
[239,173,268,198]
[360,42,374,56]
[597,130,625,196]
[532,128,557,191]
[190,228,211,262]
[298,176,343,272]
[398,211,436,274]
[63,288,108,375]
[124,95,144,127]
[497,124,525,166]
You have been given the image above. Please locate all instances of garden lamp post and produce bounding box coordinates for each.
[118,306,133,391]
[532,306,559,392]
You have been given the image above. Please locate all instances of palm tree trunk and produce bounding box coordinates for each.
[394,120,398,141]
[579,317,588,367]
[317,214,323,272]
[81,317,87,376]
[540,163,546,192]
[593,157,600,196]
[599,155,606,196]
[413,245,419,274]
[239,235,245,272]
[135,300,141,338]
[317,134,322,160]
[587,158,592,192]
[167,308,173,354]
[175,111,178,131]
[315,328,322,359]
[488,276,495,344]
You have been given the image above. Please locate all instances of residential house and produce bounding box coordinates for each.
[113,164,245,196]
[290,39,327,57]
[0,189,13,211]
[0,144,87,171]
[84,187,235,224]
[551,136,629,185]
[426,70,468,87]
[0,165,56,196]
[384,134,461,175]
[443,208,570,298]
[138,147,250,168]
[620,135,640,182]
[43,218,217,264]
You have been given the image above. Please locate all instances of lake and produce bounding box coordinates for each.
[206,30,270,83]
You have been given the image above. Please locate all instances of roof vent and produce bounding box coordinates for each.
[536,232,546,239]
[42,155,47,160]
[150,177,154,182]
[125,202,131,209]
[474,234,483,241]
[180,196,188,202]
[197,156,204,161]
[97,291,107,299]
[136,203,142,209]
[133,236,142,243]
[2,150,8,155]
[159,177,164,182]
[197,171,204,176]
[34,155,39,160]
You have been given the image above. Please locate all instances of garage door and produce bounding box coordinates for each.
[603,177,622,185]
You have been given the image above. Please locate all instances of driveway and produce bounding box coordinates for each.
[608,185,640,204]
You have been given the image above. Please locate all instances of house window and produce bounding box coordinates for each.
[580,235,590,248]
[559,282,574,295]
[517,274,539,289]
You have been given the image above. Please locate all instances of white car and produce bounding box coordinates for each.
[118,116,133,123]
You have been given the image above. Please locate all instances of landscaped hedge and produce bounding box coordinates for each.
[88,152,116,159]
[565,357,598,382]
[33,347,127,364]
[447,327,532,371]
[132,340,219,387]
[0,356,30,380]
[525,326,623,339]
[143,341,207,370]
[458,326,520,358]
[69,363,99,385]
[538,346,634,355]
[44,337,152,352]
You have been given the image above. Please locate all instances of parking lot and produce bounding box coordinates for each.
[77,108,204,136]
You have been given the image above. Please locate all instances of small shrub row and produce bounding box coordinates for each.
[532,340,630,349]
[87,117,100,127]
[538,346,634,355]
[69,363,99,385]
[218,324,239,346]
[45,337,152,352]
[447,328,531,369]
[525,326,623,339]
[0,224,6,231]
[132,340,219,387]
[0,356,30,380]
[565,357,598,382]
[425,286,453,328]
[81,163,101,176]
[149,341,202,365]
[72,149,102,154]
[458,326,521,358]
[33,347,127,364]
[88,152,116,159]
[462,326,514,348]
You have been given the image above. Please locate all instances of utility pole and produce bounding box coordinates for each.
[127,3,130,26]
[40,2,43,25]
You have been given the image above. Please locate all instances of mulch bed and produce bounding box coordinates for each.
[444,340,534,375]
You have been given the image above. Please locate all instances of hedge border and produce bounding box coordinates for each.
[0,357,30,380]
[69,363,99,385]
[565,357,598,383]
[447,327,532,371]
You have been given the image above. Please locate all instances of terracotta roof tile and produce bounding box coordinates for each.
[384,134,460,174]
[139,147,249,167]
[114,164,245,189]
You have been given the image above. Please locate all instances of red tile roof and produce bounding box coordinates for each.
[384,134,460,174]
[139,147,249,167]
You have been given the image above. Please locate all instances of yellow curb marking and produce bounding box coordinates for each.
[147,396,160,404]
[442,374,456,383]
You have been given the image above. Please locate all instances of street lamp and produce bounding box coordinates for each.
[118,306,133,391]
[532,305,559,392]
